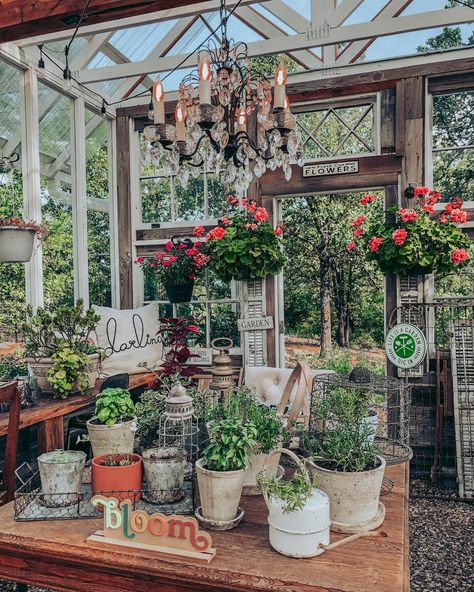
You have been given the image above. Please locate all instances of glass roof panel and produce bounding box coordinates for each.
[88,51,116,69]
[42,37,88,63]
[343,0,389,25]
[109,20,179,62]
[251,5,298,35]
[0,60,22,146]
[282,0,311,20]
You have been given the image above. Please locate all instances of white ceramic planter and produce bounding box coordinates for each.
[307,455,386,530]
[27,353,100,394]
[196,458,245,523]
[244,448,281,489]
[87,417,136,457]
[142,447,186,503]
[38,450,86,508]
[0,227,35,263]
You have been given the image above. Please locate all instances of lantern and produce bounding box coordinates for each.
[209,337,235,403]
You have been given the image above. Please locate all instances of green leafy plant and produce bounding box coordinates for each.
[0,351,27,380]
[93,387,135,427]
[46,449,80,463]
[349,190,471,275]
[202,196,285,282]
[202,418,257,472]
[22,298,101,359]
[47,342,93,399]
[257,470,315,513]
[100,453,137,467]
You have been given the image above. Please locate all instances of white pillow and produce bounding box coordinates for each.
[93,304,163,376]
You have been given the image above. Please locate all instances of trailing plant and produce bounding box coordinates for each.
[257,470,315,513]
[93,387,135,427]
[22,298,101,360]
[45,449,80,463]
[47,342,93,399]
[348,189,471,275]
[0,217,47,241]
[202,417,257,472]
[200,196,285,282]
[135,236,210,286]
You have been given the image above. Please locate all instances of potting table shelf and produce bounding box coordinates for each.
[0,463,409,592]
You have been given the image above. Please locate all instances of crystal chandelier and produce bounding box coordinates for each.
[143,0,303,194]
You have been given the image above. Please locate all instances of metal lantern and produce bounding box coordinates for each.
[209,337,235,402]
[157,383,199,463]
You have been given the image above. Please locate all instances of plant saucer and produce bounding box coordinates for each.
[330,502,385,534]
[194,506,244,530]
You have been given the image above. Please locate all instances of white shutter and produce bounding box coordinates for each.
[241,279,267,367]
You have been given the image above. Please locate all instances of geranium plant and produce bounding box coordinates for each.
[199,195,285,282]
[0,217,47,240]
[348,188,471,275]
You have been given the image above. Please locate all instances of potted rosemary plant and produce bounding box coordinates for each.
[22,299,101,397]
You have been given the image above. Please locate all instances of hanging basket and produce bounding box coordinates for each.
[164,282,194,304]
[0,227,35,263]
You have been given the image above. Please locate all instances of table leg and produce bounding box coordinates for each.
[38,416,65,454]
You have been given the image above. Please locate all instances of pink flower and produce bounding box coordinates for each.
[246,200,257,213]
[205,233,211,242]
[422,204,434,214]
[194,241,202,248]
[450,209,467,224]
[168,256,177,262]
[347,241,356,251]
[274,225,283,236]
[227,195,239,206]
[414,186,430,197]
[398,208,419,223]
[185,247,198,257]
[392,228,408,246]
[352,215,366,227]
[165,240,173,251]
[221,216,231,226]
[135,257,144,263]
[353,227,364,238]
[178,242,187,250]
[193,225,205,237]
[439,214,448,223]
[186,325,200,333]
[194,253,210,268]
[162,259,171,267]
[245,223,258,231]
[368,236,382,253]
[188,273,196,281]
[210,227,226,240]
[361,193,377,206]
[254,207,269,222]
[451,249,469,265]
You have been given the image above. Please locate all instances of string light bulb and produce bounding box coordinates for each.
[101,99,107,117]
[37,45,45,78]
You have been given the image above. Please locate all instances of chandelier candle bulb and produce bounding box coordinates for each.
[199,53,212,104]
[175,103,186,142]
[273,63,287,109]
[152,79,165,124]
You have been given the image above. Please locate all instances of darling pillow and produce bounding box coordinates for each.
[93,304,163,376]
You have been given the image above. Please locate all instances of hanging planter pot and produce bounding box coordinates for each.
[0,227,35,263]
[164,282,194,303]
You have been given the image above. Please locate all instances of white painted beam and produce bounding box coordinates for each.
[78,6,474,83]
[264,0,310,32]
[15,0,267,47]
[329,0,366,26]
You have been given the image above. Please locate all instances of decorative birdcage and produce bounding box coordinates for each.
[309,370,412,465]
[157,383,199,463]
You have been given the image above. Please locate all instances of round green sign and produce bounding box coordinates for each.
[385,323,427,369]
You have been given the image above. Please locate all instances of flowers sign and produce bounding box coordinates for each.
[135,237,210,303]
[201,196,285,282]
[348,188,471,275]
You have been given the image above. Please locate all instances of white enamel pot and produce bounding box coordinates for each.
[261,448,330,558]
[0,227,35,263]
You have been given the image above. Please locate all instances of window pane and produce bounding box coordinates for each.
[433,91,474,150]
[175,176,205,221]
[141,177,172,223]
[210,303,240,347]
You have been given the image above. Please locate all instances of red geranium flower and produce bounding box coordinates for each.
[254,207,269,222]
[210,226,226,240]
[352,215,366,227]
[136,257,143,263]
[450,209,467,224]
[368,236,383,252]
[274,225,283,236]
[193,225,205,237]
[347,240,356,251]
[165,240,173,251]
[414,186,430,197]
[398,208,419,223]
[392,228,408,246]
[354,227,364,238]
[221,216,231,225]
[360,193,377,205]
[227,195,239,206]
[451,249,469,265]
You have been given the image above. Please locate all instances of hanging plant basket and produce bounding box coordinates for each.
[164,282,194,304]
[0,226,35,263]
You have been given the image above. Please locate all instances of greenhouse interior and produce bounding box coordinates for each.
[0,0,473,591]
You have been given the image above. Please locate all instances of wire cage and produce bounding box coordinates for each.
[157,383,199,465]
[390,298,474,501]
[309,370,412,466]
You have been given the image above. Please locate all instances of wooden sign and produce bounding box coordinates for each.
[237,316,274,331]
[303,160,359,177]
[87,495,216,563]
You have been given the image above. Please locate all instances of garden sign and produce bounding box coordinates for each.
[385,323,427,369]
[87,495,216,562]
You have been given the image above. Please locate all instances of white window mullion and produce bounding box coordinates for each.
[71,97,90,307]
[22,68,44,310]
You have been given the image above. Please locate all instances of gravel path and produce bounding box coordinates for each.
[1,495,473,592]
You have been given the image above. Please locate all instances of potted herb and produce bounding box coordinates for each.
[135,237,210,303]
[301,386,385,533]
[196,416,257,529]
[142,446,187,503]
[348,189,471,275]
[87,387,136,457]
[202,196,285,282]
[37,449,86,508]
[22,299,101,396]
[257,448,330,558]
[91,452,142,502]
[0,217,47,263]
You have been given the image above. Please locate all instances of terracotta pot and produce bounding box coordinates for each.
[91,453,142,502]
[164,283,194,303]
[87,417,136,457]
[27,353,100,394]
[196,458,245,523]
[0,227,35,262]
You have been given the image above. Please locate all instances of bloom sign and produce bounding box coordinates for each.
[385,323,427,369]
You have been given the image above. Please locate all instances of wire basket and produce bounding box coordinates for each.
[14,469,196,522]
[309,371,412,465]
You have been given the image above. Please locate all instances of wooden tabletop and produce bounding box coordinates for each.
[0,463,409,592]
